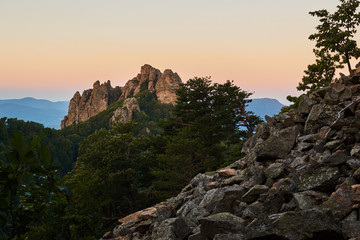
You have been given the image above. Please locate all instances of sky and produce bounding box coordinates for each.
[0,0,355,104]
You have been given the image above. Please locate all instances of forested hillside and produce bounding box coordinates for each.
[0,76,260,239]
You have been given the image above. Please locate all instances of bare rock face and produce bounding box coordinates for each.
[111,97,140,123]
[155,69,182,104]
[121,65,162,99]
[102,70,360,240]
[120,64,182,104]
[61,80,121,129]
[61,64,181,128]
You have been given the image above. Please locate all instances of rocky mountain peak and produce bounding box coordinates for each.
[101,67,360,240]
[61,64,181,129]
[120,64,182,104]
[61,80,121,129]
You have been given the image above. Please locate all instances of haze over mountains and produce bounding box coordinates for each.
[0,98,68,129]
[0,97,284,129]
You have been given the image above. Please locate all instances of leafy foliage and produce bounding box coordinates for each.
[0,78,261,238]
[309,0,360,73]
[62,121,156,238]
[287,0,360,110]
[0,132,70,240]
[152,77,262,199]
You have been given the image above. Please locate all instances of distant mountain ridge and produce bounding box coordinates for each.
[0,97,284,130]
[0,98,68,129]
[248,98,284,120]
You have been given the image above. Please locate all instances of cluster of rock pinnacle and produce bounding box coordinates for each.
[61,64,181,129]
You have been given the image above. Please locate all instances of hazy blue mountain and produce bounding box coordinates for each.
[0,98,68,129]
[248,98,285,120]
[0,97,284,129]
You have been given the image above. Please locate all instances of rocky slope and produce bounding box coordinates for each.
[61,65,181,129]
[101,68,360,240]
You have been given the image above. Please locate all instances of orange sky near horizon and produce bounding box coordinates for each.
[1,0,355,104]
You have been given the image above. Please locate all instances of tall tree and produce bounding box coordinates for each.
[285,0,360,111]
[309,0,360,74]
[63,121,155,238]
[297,49,341,93]
[0,132,70,240]
[152,77,261,200]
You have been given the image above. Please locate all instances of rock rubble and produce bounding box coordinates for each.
[102,67,360,240]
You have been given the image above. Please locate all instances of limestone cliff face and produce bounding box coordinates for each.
[120,64,182,104]
[155,69,182,104]
[61,64,181,128]
[61,80,121,129]
[111,97,140,123]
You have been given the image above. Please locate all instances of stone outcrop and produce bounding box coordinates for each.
[111,97,140,123]
[121,64,182,105]
[102,68,360,240]
[61,64,181,128]
[61,81,121,129]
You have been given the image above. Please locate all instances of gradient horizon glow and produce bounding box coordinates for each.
[1,0,354,104]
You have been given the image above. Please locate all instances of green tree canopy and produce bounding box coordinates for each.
[0,132,70,240]
[286,0,360,111]
[309,0,360,74]
[152,77,262,199]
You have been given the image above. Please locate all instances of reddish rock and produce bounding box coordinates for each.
[118,207,157,224]
[120,65,181,105]
[217,168,236,177]
[325,181,354,219]
[61,80,121,128]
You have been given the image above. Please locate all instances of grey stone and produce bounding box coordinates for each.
[298,95,316,115]
[254,124,303,160]
[242,185,269,203]
[304,104,340,134]
[269,209,339,240]
[347,159,360,169]
[322,152,351,166]
[264,162,285,179]
[295,166,339,191]
[200,213,244,239]
[151,217,191,240]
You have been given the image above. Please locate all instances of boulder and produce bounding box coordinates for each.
[295,166,339,192]
[254,124,303,160]
[322,152,352,166]
[242,185,269,203]
[217,168,236,177]
[151,217,191,240]
[298,95,316,115]
[200,213,245,239]
[264,162,285,179]
[269,209,339,240]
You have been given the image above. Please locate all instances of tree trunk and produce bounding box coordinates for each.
[346,53,352,74]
